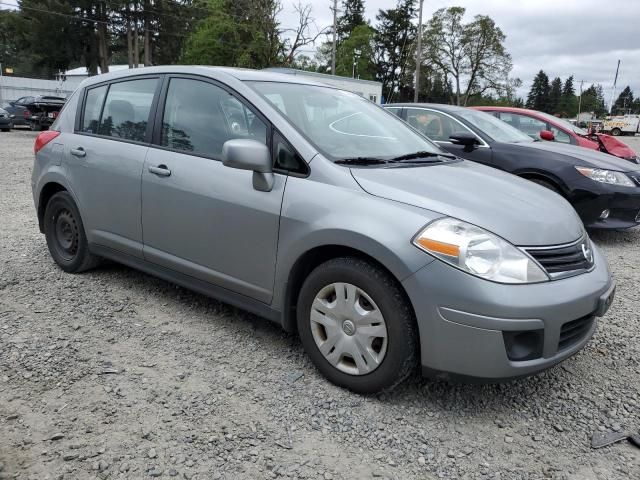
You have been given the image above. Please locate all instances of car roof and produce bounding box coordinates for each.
[385,103,468,113]
[78,65,333,89]
[472,106,547,116]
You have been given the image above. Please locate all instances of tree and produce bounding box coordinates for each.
[580,84,607,117]
[336,0,366,42]
[373,0,416,102]
[335,24,375,79]
[422,7,513,106]
[525,70,550,112]
[612,86,634,115]
[548,77,562,114]
[558,76,578,117]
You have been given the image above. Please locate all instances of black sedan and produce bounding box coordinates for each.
[2,97,33,127]
[385,103,640,230]
[0,107,13,131]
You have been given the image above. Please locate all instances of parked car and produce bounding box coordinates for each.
[2,98,31,127]
[21,95,66,131]
[0,107,13,131]
[386,103,640,230]
[474,106,638,163]
[32,67,615,393]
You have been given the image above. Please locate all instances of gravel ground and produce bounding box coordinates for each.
[1,130,639,480]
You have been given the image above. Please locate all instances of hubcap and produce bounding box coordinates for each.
[310,282,388,376]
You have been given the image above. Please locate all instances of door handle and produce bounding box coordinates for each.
[148,164,171,177]
[70,147,86,157]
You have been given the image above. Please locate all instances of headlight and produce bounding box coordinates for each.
[413,218,549,284]
[575,167,635,187]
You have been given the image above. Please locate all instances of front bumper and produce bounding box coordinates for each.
[569,179,640,229]
[402,243,614,381]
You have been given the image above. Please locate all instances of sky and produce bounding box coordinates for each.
[279,0,640,102]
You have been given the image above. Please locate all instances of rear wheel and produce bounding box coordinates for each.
[611,128,622,136]
[44,191,101,273]
[297,257,417,394]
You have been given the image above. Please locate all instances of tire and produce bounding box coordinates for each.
[611,128,622,136]
[1,128,9,132]
[43,191,101,273]
[528,177,562,196]
[296,257,418,394]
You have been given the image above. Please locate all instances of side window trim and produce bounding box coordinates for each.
[150,74,273,163]
[75,74,164,146]
[408,107,489,148]
[272,129,310,177]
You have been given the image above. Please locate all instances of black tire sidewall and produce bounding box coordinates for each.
[44,192,92,273]
[297,257,417,394]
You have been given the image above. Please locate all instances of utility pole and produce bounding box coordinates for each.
[331,0,337,75]
[608,59,620,114]
[414,0,425,102]
[577,79,584,120]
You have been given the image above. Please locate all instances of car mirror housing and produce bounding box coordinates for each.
[449,132,479,148]
[540,130,555,141]
[222,139,274,192]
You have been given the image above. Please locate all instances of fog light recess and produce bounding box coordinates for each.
[502,330,544,361]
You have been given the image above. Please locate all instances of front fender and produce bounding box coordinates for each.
[272,175,439,315]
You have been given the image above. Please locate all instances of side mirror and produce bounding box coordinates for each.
[539,130,555,141]
[449,132,479,148]
[222,139,274,192]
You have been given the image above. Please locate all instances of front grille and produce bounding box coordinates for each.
[525,239,592,275]
[559,315,594,351]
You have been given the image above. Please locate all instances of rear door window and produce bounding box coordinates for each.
[81,85,108,134]
[98,78,158,142]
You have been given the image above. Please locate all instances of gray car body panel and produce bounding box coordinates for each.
[32,66,615,380]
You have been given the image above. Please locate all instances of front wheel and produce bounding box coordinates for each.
[611,128,622,136]
[297,257,418,394]
[44,191,101,273]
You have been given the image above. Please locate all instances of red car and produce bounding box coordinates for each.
[474,106,638,163]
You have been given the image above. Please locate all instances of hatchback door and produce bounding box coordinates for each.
[141,76,286,304]
[64,76,161,258]
[404,107,494,166]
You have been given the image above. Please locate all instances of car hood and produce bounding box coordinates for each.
[351,160,584,247]
[511,141,636,171]
[594,133,637,160]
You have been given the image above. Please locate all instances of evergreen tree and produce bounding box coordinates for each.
[525,70,550,112]
[337,0,367,42]
[335,24,376,80]
[548,77,562,114]
[558,76,578,117]
[612,86,634,115]
[580,84,607,117]
[373,0,416,102]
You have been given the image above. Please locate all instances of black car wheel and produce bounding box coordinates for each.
[297,257,418,394]
[611,128,622,136]
[44,192,101,273]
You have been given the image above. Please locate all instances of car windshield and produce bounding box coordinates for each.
[457,109,534,143]
[247,81,443,161]
[534,111,589,136]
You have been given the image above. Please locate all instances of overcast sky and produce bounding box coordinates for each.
[279,0,640,102]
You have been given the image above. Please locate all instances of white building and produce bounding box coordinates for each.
[265,68,383,104]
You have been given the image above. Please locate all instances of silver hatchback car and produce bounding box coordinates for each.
[32,67,615,393]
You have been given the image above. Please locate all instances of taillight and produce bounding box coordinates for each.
[24,110,31,117]
[34,130,61,154]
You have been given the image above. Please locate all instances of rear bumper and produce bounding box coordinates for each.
[402,243,614,381]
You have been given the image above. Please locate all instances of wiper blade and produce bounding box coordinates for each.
[335,157,388,165]
[389,151,456,162]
